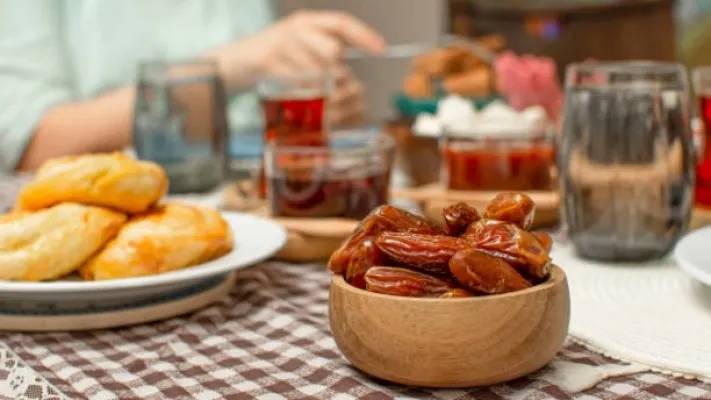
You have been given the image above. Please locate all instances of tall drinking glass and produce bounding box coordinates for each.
[256,71,333,198]
[692,67,711,208]
[134,59,228,193]
[560,62,695,262]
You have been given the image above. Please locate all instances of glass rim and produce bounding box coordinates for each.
[264,130,396,156]
[256,68,334,86]
[442,125,555,141]
[566,60,686,75]
[137,57,219,83]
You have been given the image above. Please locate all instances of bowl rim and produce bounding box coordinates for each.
[331,265,566,302]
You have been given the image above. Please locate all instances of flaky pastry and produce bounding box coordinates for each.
[16,152,168,214]
[79,203,233,280]
[0,203,127,281]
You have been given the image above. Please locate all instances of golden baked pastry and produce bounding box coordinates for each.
[79,203,234,280]
[16,152,168,214]
[0,203,127,281]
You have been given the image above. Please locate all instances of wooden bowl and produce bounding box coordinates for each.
[329,266,569,387]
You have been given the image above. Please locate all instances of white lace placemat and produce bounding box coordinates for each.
[0,343,68,400]
[552,244,711,381]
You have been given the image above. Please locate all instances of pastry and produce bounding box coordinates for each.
[0,203,127,281]
[79,203,233,280]
[16,152,168,214]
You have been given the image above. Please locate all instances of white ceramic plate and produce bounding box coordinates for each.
[0,212,287,305]
[674,226,711,286]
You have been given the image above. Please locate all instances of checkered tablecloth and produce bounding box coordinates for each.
[2,178,711,399]
[0,262,710,400]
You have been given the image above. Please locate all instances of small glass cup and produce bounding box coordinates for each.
[440,127,557,192]
[692,67,711,208]
[134,59,228,193]
[257,70,333,145]
[256,71,333,197]
[560,61,695,262]
[264,130,395,220]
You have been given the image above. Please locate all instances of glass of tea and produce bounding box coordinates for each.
[256,71,333,197]
[561,61,695,262]
[257,71,332,145]
[692,67,711,208]
[264,130,395,220]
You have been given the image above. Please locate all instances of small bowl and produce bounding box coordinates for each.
[441,129,558,192]
[329,266,569,388]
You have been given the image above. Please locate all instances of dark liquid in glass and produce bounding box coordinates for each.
[259,96,327,198]
[268,157,390,220]
[696,95,711,207]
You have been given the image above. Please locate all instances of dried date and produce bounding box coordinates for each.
[364,266,450,297]
[442,202,481,236]
[345,238,386,289]
[484,192,535,230]
[375,232,466,274]
[328,205,444,274]
[532,231,553,252]
[462,220,551,278]
[449,249,532,294]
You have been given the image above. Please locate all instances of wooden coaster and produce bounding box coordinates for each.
[392,183,560,229]
[222,184,357,263]
[0,273,235,332]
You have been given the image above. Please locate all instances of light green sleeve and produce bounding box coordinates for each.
[0,0,71,172]
[227,0,277,133]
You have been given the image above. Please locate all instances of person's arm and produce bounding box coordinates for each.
[19,88,135,171]
[0,0,133,172]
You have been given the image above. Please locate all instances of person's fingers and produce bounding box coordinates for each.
[294,27,343,66]
[330,100,365,128]
[300,10,385,54]
[331,74,364,106]
[277,37,322,71]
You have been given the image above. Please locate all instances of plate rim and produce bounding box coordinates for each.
[674,226,711,286]
[0,212,287,293]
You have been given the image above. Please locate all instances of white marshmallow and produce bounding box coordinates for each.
[436,95,478,129]
[413,113,442,137]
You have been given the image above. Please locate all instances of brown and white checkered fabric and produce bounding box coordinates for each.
[1,262,710,400]
[0,176,711,399]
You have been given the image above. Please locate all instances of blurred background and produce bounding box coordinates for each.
[273,0,708,121]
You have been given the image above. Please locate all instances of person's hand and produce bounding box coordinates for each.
[216,10,385,88]
[330,65,365,128]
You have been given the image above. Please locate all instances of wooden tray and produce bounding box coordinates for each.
[223,182,560,262]
[222,184,357,263]
[0,273,235,332]
[393,183,560,229]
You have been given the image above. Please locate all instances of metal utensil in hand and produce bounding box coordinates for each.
[343,34,496,65]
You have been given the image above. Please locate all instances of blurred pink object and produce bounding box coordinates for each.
[494,51,563,121]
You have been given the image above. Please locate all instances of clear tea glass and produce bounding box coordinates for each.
[264,130,395,220]
[692,67,711,208]
[560,61,695,262]
[256,71,333,197]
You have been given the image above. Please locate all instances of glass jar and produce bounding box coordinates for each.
[440,128,557,192]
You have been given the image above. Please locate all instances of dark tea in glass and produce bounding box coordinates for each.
[265,132,395,220]
[257,72,331,198]
[695,89,711,207]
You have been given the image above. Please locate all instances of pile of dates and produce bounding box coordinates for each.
[327,192,553,298]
